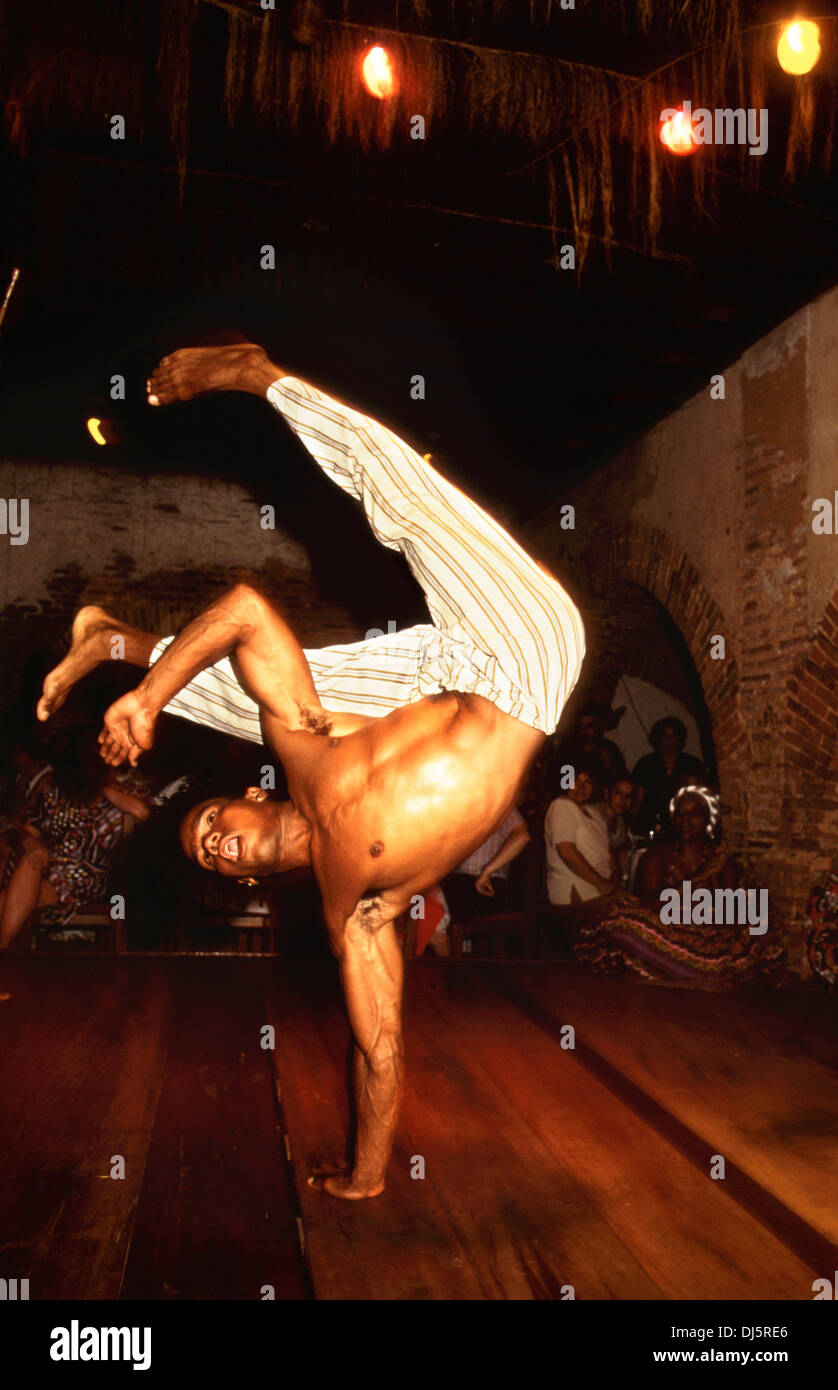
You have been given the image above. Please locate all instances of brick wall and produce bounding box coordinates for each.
[0,458,360,713]
[529,285,838,971]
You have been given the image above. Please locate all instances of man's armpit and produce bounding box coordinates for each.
[351,894,391,936]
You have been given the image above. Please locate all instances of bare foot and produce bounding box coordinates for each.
[37,605,118,722]
[146,344,283,406]
[306,1162,385,1200]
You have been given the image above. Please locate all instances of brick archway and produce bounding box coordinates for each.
[566,520,749,839]
[785,590,838,857]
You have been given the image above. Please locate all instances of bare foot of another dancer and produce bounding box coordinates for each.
[37,605,120,722]
[146,344,285,407]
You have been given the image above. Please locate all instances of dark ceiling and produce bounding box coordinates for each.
[1,0,836,537]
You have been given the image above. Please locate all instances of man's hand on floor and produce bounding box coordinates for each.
[99,690,157,767]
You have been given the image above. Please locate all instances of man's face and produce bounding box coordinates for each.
[659,725,683,758]
[577,715,602,748]
[605,779,633,817]
[181,789,281,878]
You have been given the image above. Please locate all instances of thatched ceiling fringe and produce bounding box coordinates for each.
[3,2,836,271]
[201,10,838,262]
[399,0,741,40]
[158,0,199,203]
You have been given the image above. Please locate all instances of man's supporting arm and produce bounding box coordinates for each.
[320,908,404,1199]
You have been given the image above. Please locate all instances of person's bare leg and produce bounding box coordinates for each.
[0,846,58,999]
[0,858,46,949]
[146,344,285,407]
[37,606,161,722]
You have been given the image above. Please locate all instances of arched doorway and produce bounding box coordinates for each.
[549,519,748,839]
[576,581,717,782]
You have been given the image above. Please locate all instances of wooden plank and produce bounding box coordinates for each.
[410,963,815,1299]
[400,965,665,1299]
[265,954,663,1299]
[497,965,838,1248]
[0,956,171,1300]
[120,957,307,1300]
[261,953,488,1300]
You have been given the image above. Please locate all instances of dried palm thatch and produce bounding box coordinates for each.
[2,0,835,274]
[158,0,199,202]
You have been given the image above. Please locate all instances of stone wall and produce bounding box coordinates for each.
[529,285,838,970]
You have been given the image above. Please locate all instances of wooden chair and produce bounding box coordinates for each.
[27,903,128,953]
[173,872,276,953]
[518,830,606,960]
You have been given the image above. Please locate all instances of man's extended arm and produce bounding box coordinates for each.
[98,583,323,766]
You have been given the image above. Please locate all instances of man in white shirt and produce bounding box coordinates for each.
[544,762,615,906]
[430,807,531,956]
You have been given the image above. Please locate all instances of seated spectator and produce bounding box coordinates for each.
[544,759,616,910]
[574,785,785,989]
[430,808,531,956]
[553,701,627,789]
[632,716,705,834]
[0,737,54,823]
[594,772,636,887]
[0,735,151,995]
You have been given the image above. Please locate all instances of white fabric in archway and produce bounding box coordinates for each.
[609,674,703,772]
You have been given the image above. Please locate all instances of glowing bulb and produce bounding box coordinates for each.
[777,20,820,74]
[87,417,107,446]
[361,45,396,99]
[660,109,696,156]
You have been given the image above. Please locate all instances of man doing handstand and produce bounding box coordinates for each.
[38,343,585,1199]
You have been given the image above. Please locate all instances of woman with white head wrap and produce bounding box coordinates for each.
[572,784,785,989]
[670,783,720,835]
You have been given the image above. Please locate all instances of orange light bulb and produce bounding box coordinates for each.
[777,20,821,75]
[660,109,696,156]
[361,45,396,99]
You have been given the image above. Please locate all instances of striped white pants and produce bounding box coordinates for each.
[151,376,585,740]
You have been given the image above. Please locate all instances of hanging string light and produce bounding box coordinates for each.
[660,108,696,155]
[361,45,397,99]
[777,20,821,74]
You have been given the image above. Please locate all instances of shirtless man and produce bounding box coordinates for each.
[38,343,585,1199]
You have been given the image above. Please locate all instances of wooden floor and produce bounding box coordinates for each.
[1,949,835,1300]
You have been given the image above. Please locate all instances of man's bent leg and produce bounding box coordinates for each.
[44,604,430,751]
[143,345,585,734]
[38,607,161,722]
[266,377,585,733]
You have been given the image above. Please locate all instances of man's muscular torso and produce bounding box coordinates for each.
[265,690,544,936]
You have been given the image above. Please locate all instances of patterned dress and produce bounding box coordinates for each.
[28,785,123,926]
[804,874,838,991]
[574,842,786,989]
